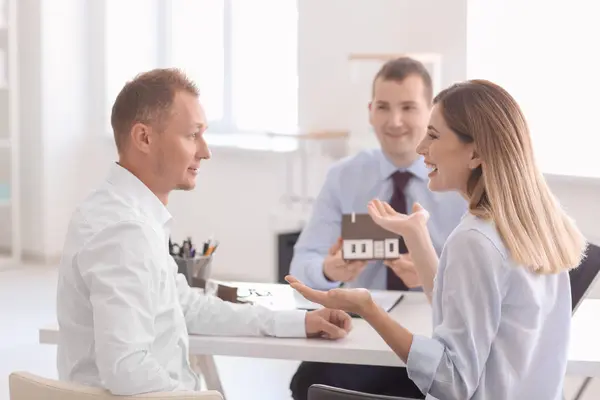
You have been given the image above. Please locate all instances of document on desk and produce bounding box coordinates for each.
[293,290,404,313]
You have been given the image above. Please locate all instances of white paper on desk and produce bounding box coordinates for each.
[293,290,403,312]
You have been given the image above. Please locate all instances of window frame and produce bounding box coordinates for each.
[104,0,298,136]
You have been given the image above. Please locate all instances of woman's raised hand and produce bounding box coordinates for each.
[367,199,430,236]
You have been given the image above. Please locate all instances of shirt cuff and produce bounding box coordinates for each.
[273,309,307,338]
[406,334,445,394]
[308,263,343,291]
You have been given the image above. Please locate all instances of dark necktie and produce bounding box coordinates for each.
[386,171,413,290]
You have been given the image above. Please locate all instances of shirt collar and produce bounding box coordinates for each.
[377,150,430,182]
[106,162,173,227]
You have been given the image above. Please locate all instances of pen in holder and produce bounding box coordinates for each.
[173,255,213,289]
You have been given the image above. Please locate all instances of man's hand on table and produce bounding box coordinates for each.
[305,308,353,339]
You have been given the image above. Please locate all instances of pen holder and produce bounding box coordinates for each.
[173,255,213,289]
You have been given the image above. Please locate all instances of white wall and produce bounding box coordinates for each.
[546,176,600,245]
[465,0,600,279]
[298,0,467,131]
[467,0,600,178]
[2,0,600,287]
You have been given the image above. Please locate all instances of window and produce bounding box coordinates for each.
[105,0,298,135]
[105,0,159,126]
[169,0,224,123]
[228,0,298,133]
[467,0,600,178]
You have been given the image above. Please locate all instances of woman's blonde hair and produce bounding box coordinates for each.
[434,80,587,274]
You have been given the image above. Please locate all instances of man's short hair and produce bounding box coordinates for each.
[372,57,433,103]
[111,68,199,152]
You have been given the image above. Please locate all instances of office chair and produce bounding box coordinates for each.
[8,371,224,400]
[308,384,418,400]
[570,242,600,313]
[569,242,600,400]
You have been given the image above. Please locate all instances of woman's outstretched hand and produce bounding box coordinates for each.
[285,275,375,317]
[367,199,429,236]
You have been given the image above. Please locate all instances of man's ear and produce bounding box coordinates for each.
[130,122,153,154]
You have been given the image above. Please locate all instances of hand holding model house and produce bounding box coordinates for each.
[334,199,429,288]
[323,237,369,283]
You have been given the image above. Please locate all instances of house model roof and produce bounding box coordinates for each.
[342,213,400,240]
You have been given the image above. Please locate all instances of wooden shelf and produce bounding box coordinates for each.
[266,130,349,141]
[348,52,442,63]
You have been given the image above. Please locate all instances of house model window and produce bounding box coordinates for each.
[341,213,402,261]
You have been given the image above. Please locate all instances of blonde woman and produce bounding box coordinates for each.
[286,80,587,400]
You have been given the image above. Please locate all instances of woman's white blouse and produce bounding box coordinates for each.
[407,213,571,400]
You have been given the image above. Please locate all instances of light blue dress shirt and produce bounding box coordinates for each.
[408,212,572,399]
[290,148,467,290]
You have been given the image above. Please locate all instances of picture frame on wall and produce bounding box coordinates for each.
[348,53,442,96]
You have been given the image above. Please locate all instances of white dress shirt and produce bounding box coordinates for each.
[407,213,571,400]
[56,163,307,395]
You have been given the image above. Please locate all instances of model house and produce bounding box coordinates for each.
[341,213,402,260]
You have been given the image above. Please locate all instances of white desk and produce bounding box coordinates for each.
[39,283,600,389]
[39,285,428,367]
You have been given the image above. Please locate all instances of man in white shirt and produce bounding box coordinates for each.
[56,68,352,396]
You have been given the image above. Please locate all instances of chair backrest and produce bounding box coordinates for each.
[9,371,224,400]
[308,384,418,400]
[570,242,600,313]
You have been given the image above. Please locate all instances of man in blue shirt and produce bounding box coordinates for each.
[289,58,467,399]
